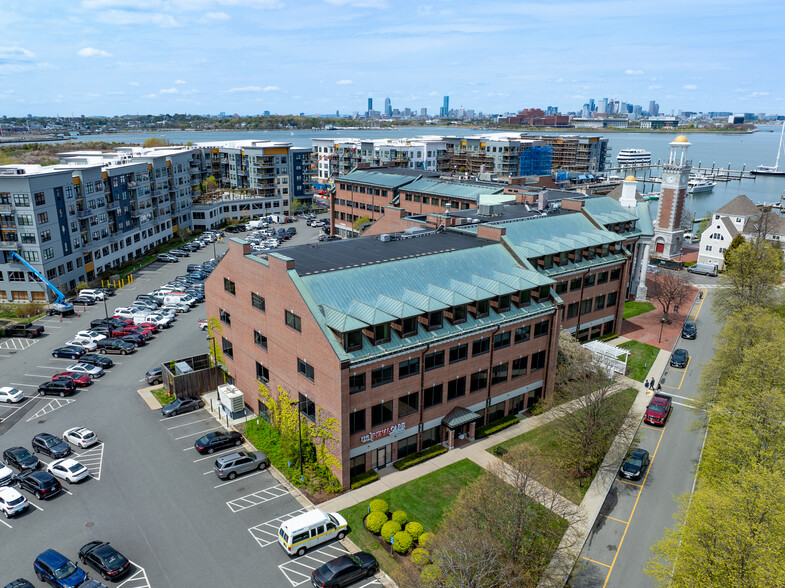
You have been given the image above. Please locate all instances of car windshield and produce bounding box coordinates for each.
[16,448,33,459]
[53,561,78,579]
[649,404,666,413]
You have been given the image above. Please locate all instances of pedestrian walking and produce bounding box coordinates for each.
[657,381,662,391]
[650,377,656,389]
[644,380,650,390]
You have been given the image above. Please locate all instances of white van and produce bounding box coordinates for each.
[163,293,195,307]
[277,509,348,557]
[79,289,106,301]
[687,263,718,277]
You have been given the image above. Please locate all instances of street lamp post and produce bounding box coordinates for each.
[659,316,667,344]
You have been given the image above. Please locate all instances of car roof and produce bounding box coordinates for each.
[0,485,23,499]
[37,549,69,566]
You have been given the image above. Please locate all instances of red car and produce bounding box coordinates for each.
[644,394,672,426]
[122,325,152,339]
[52,371,92,387]
[136,322,160,333]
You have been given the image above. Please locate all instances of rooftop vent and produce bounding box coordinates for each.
[478,203,504,217]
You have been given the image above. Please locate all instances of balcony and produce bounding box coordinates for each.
[76,208,94,219]
[0,241,21,251]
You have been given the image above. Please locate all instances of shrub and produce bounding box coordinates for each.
[411,547,430,568]
[365,511,388,534]
[418,532,434,549]
[369,498,389,514]
[350,470,379,490]
[421,564,442,586]
[380,520,402,543]
[391,510,408,526]
[475,414,519,439]
[492,445,508,457]
[598,333,620,342]
[530,400,550,416]
[392,530,413,554]
[405,521,424,541]
[76,281,89,292]
[393,444,447,471]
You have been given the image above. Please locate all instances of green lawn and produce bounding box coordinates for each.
[618,340,661,382]
[150,387,174,407]
[490,388,638,503]
[340,459,483,584]
[623,300,656,320]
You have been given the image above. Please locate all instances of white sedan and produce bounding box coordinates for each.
[66,339,98,352]
[74,330,108,344]
[0,486,28,518]
[161,303,189,314]
[66,363,104,378]
[0,386,24,404]
[63,427,99,449]
[47,458,90,483]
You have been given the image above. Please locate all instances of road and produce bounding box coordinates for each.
[570,278,720,588]
[0,221,381,588]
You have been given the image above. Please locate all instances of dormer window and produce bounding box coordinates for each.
[475,299,490,318]
[558,251,568,265]
[451,305,467,324]
[574,249,583,262]
[344,330,363,352]
[401,317,418,337]
[374,323,391,344]
[427,311,443,331]
[518,290,531,307]
[543,254,553,269]
[586,247,595,260]
[601,243,609,256]
[497,295,511,312]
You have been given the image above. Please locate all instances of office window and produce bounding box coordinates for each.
[285,310,302,332]
[371,365,394,387]
[398,392,419,418]
[491,363,509,386]
[219,309,231,325]
[374,323,391,344]
[555,281,568,295]
[607,291,618,307]
[349,373,366,394]
[515,325,531,343]
[401,316,418,337]
[344,330,362,351]
[255,361,269,383]
[221,337,233,359]
[470,370,488,393]
[610,268,621,281]
[399,357,420,379]
[583,274,595,288]
[531,350,546,371]
[534,320,549,338]
[251,292,265,311]
[423,384,443,408]
[13,194,30,207]
[472,337,490,357]
[595,295,606,311]
[598,271,608,284]
[224,278,235,295]
[449,343,468,363]
[475,299,489,317]
[254,330,267,350]
[34,192,46,206]
[581,299,593,314]
[493,331,511,349]
[40,230,51,242]
[37,212,49,224]
[297,358,315,381]
[349,410,366,435]
[371,400,393,427]
[20,233,36,244]
[447,377,466,400]
[570,278,582,291]
[424,350,445,371]
[567,302,579,319]
[299,393,316,422]
[512,357,528,378]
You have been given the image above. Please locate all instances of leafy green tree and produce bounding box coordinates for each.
[142,137,167,147]
[352,215,371,232]
[723,234,745,268]
[712,240,784,317]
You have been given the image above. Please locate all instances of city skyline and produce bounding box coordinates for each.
[1,0,783,117]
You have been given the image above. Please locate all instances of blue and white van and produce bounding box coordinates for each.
[278,509,348,556]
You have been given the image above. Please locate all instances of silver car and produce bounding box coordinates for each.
[213,451,269,480]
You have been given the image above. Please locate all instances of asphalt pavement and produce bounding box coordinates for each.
[0,221,381,588]
[569,280,719,588]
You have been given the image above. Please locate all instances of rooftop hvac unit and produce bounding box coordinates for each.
[379,234,391,242]
[478,203,504,216]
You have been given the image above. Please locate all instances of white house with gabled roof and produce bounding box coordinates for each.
[697,195,761,269]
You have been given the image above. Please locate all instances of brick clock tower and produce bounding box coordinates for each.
[654,135,691,258]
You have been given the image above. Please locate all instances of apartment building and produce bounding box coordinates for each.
[438,134,546,177]
[205,192,651,488]
[192,193,286,231]
[538,135,609,174]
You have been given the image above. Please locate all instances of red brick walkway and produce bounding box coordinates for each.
[621,278,700,350]
[673,245,699,264]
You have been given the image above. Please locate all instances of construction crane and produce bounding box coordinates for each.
[9,252,74,316]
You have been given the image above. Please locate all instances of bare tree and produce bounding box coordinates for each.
[648,269,691,321]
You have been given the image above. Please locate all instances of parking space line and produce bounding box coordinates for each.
[226,484,288,513]
[666,392,694,401]
[29,501,44,512]
[36,365,68,370]
[601,426,666,587]
[9,383,38,388]
[248,508,308,548]
[166,417,214,430]
[0,518,11,528]
[582,556,612,568]
[214,469,264,489]
[602,515,629,524]
[26,398,76,422]
[174,427,219,441]
[616,478,642,488]
[278,543,350,586]
[193,447,238,462]
[642,424,664,432]
[62,488,73,495]
[117,560,151,588]
[159,409,208,422]
[672,401,695,408]
[23,374,52,378]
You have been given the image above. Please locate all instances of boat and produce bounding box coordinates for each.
[645,192,660,201]
[617,148,652,169]
[687,176,716,194]
[751,122,785,176]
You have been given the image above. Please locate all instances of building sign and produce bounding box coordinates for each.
[361,422,406,444]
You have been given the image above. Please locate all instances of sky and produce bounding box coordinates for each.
[1,0,783,117]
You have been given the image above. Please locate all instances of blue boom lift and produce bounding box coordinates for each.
[9,252,74,315]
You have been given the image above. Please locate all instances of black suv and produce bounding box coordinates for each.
[3,446,39,471]
[79,354,114,369]
[95,338,135,355]
[38,380,75,397]
[78,541,132,581]
[31,434,71,459]
[17,470,62,500]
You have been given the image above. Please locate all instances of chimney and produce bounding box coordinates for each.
[619,175,638,209]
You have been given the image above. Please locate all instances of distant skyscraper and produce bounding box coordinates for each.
[384,97,392,117]
[440,95,450,117]
[367,98,373,116]
[588,98,596,113]
[649,100,659,116]
[600,98,609,114]
[420,107,427,117]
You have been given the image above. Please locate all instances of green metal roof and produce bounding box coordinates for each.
[401,177,504,201]
[442,406,482,428]
[340,169,418,189]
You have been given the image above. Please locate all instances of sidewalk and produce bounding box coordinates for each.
[621,281,700,350]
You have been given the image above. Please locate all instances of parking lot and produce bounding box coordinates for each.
[0,221,382,588]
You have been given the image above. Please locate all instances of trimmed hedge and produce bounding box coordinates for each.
[392,530,414,554]
[365,511,388,534]
[369,498,389,514]
[406,521,424,541]
[350,470,379,490]
[411,547,430,568]
[598,333,620,342]
[391,510,409,526]
[476,414,519,439]
[393,444,447,471]
[381,520,402,543]
[419,532,434,549]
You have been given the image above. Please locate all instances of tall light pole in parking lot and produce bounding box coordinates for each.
[102,296,109,322]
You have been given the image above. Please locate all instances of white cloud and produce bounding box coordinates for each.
[174,79,186,85]
[624,69,644,75]
[0,46,35,59]
[263,85,280,91]
[203,11,230,21]
[336,79,353,85]
[228,86,262,93]
[129,81,139,86]
[750,91,770,97]
[143,93,157,99]
[77,47,112,58]
[160,87,179,94]
[683,84,698,90]
[98,9,179,27]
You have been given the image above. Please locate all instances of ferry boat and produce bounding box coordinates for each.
[687,176,717,194]
[617,148,652,169]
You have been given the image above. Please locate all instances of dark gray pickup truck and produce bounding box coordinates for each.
[0,321,45,338]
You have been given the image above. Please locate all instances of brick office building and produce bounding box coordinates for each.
[206,193,650,488]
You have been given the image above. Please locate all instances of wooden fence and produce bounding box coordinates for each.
[161,353,224,399]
